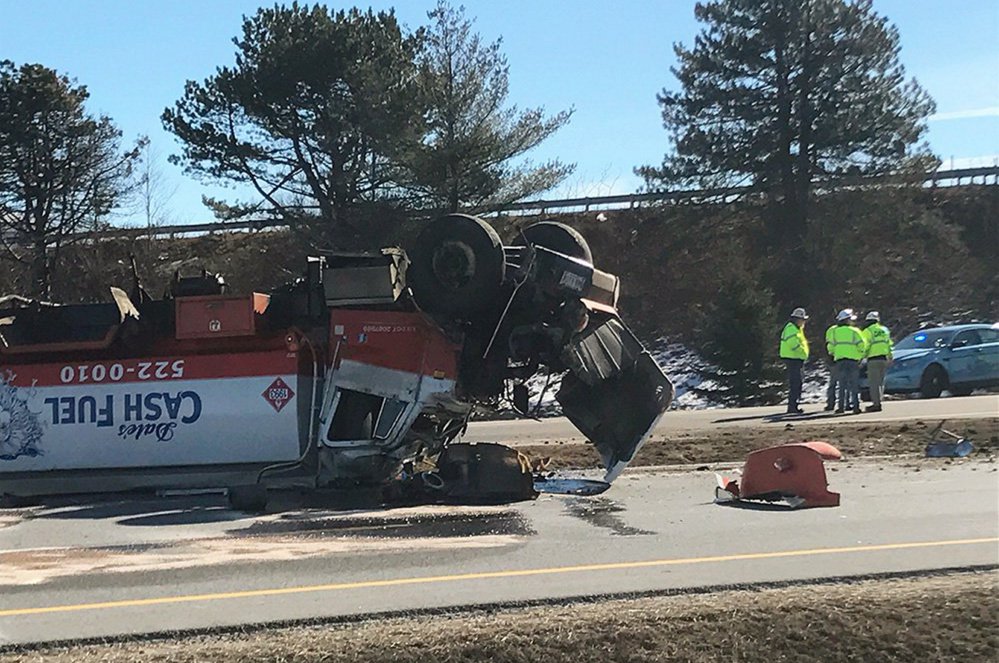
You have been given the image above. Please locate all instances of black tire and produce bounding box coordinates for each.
[516,221,593,263]
[920,365,947,399]
[408,214,506,318]
[950,386,973,397]
[228,485,268,512]
[860,388,871,402]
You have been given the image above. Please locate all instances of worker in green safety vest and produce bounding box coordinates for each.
[830,309,869,414]
[779,307,810,414]
[862,311,893,412]
[824,314,840,412]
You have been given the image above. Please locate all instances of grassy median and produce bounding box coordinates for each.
[520,418,999,470]
[3,570,995,663]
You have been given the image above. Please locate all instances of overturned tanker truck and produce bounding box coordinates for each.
[0,215,673,510]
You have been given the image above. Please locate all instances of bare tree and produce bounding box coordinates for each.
[136,142,178,229]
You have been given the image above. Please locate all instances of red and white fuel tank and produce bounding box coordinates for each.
[0,348,304,471]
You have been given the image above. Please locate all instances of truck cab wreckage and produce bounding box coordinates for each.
[0,215,674,510]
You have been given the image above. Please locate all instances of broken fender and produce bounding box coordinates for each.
[557,315,674,483]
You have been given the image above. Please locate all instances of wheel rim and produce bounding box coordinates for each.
[431,241,476,289]
[924,370,943,394]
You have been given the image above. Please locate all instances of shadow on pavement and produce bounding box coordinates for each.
[117,506,252,527]
[714,500,802,512]
[712,410,844,425]
[26,494,258,526]
[228,509,535,539]
[22,492,539,537]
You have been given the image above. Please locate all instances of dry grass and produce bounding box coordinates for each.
[4,571,995,663]
[520,418,999,471]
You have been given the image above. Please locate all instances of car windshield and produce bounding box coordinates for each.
[895,329,953,351]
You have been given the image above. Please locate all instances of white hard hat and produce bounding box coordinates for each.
[837,308,856,321]
[865,311,880,321]
[790,307,808,320]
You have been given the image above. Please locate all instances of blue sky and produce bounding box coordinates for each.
[2,0,996,224]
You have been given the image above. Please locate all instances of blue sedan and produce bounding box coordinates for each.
[862,323,999,399]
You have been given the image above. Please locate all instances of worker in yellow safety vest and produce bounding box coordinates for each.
[779,307,810,414]
[824,314,840,412]
[862,311,893,412]
[830,309,869,414]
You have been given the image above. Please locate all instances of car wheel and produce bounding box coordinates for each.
[408,214,506,318]
[919,365,947,399]
[860,388,871,402]
[950,386,973,397]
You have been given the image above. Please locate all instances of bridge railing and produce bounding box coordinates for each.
[12,166,998,241]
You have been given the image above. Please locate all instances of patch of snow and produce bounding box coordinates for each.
[646,340,717,410]
[519,369,565,418]
[801,363,831,404]
[500,337,834,416]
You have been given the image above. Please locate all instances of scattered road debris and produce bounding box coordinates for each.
[924,420,975,458]
[533,476,611,496]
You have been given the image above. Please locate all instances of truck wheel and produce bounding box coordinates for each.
[228,485,268,512]
[920,366,947,399]
[516,221,593,263]
[409,214,505,318]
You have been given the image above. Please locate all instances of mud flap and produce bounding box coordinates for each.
[556,316,674,482]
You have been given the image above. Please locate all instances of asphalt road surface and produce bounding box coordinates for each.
[1,456,996,646]
[466,394,999,443]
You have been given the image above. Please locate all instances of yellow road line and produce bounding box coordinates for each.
[1,537,996,618]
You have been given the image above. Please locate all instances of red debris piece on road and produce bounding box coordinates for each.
[715,441,842,509]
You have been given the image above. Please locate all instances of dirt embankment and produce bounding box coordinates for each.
[519,418,999,470]
[4,571,995,663]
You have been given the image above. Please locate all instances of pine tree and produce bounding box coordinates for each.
[162,5,424,238]
[695,272,784,406]
[640,0,937,307]
[410,2,574,213]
